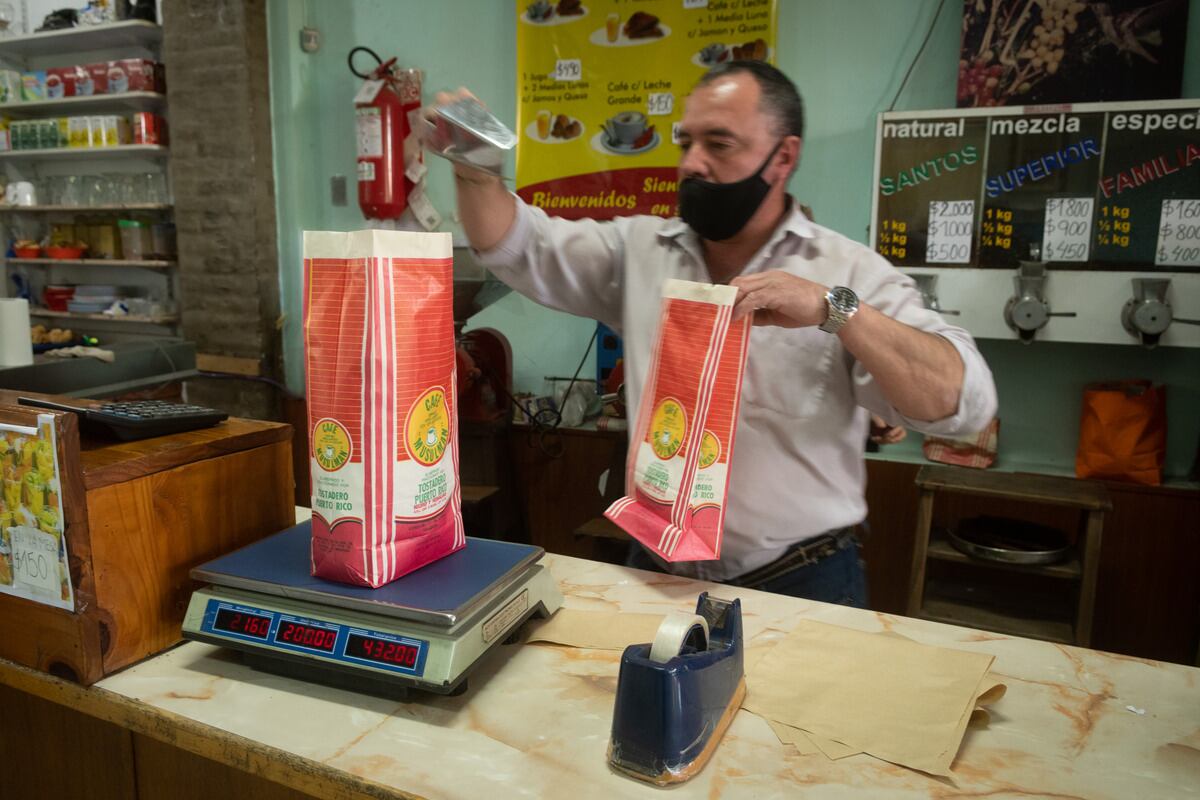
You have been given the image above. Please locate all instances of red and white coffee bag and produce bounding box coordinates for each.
[303,230,465,587]
[605,279,750,562]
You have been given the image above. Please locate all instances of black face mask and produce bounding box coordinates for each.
[678,140,783,241]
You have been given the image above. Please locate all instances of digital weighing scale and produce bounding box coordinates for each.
[182,521,563,699]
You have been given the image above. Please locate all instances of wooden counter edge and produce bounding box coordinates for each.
[0,654,424,800]
[79,418,293,491]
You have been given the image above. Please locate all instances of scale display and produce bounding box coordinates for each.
[200,598,428,677]
[872,100,1200,271]
[213,607,271,640]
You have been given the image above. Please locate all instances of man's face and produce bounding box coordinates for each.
[677,73,779,184]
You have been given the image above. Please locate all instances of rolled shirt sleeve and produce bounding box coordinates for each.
[850,263,998,437]
[472,196,626,332]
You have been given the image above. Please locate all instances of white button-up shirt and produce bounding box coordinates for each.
[477,198,998,581]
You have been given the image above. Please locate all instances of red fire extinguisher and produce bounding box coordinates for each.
[349,47,422,220]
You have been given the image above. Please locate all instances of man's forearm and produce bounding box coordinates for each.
[837,303,964,422]
[455,168,517,252]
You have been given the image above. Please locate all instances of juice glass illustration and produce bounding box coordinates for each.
[536,109,552,139]
[606,13,620,42]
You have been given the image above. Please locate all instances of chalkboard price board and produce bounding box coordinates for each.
[872,100,1200,273]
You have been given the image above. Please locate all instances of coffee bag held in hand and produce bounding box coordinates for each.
[303,230,465,587]
[605,279,750,562]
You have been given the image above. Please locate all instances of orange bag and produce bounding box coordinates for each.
[303,230,465,587]
[605,279,750,562]
[1075,380,1166,486]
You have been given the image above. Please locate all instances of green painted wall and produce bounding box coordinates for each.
[268,0,1200,479]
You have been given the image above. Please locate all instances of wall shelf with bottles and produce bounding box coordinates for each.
[0,20,161,58]
[5,257,173,269]
[1,91,164,116]
[0,18,178,344]
[0,144,167,161]
[0,203,170,212]
[29,307,177,325]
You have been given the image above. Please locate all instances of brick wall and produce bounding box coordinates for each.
[163,0,282,420]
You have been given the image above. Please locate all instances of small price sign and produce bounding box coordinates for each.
[1155,198,1200,267]
[553,59,582,82]
[11,526,59,596]
[1043,197,1093,262]
[647,92,674,116]
[926,200,975,264]
[683,0,708,8]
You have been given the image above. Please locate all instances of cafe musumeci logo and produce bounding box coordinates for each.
[650,397,686,460]
[313,418,351,472]
[407,387,450,466]
[698,430,720,469]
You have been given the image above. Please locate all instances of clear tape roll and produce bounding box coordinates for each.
[648,611,709,664]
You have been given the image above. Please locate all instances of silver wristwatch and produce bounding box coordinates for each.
[819,286,859,334]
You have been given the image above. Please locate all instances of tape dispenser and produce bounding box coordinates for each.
[607,593,745,785]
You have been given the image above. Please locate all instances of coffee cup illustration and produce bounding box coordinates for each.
[45,74,64,98]
[76,73,93,96]
[603,110,647,147]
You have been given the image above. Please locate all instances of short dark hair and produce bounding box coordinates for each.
[696,61,805,140]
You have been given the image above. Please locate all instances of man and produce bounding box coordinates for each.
[444,62,997,607]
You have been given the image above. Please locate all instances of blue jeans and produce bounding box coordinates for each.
[626,533,870,609]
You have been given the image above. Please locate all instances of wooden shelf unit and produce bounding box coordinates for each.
[906,464,1111,647]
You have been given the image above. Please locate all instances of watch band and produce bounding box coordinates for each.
[819,287,859,334]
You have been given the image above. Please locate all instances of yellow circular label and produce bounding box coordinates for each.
[312,418,352,472]
[698,431,720,469]
[406,387,450,466]
[650,397,687,460]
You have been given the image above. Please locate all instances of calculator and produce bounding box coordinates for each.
[17,396,229,441]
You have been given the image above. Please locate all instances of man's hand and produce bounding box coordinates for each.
[430,87,516,251]
[428,88,496,183]
[730,270,828,328]
[869,415,907,445]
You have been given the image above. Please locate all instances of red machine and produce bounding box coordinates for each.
[456,328,512,423]
[349,47,422,220]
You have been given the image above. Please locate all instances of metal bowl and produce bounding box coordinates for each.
[946,516,1071,565]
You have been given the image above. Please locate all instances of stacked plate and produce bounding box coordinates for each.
[68,284,121,314]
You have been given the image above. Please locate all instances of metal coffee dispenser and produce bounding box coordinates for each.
[1121,278,1200,348]
[910,274,960,316]
[1003,260,1075,343]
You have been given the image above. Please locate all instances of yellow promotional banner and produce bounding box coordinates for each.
[515,0,777,220]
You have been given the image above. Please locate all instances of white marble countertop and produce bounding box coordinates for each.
[91,552,1200,799]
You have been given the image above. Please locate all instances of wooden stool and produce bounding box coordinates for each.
[907,465,1111,646]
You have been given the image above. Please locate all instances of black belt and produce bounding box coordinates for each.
[732,527,857,589]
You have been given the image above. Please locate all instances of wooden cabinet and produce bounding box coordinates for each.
[507,424,628,560]
[0,391,293,684]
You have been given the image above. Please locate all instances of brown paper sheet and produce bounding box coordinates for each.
[760,681,1004,759]
[520,608,664,650]
[744,619,994,776]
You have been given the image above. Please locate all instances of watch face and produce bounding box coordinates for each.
[829,286,858,313]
